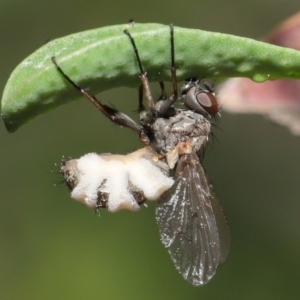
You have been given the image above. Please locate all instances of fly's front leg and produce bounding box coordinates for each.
[138,84,145,112]
[124,29,157,119]
[170,24,178,100]
[156,24,178,116]
[139,81,167,112]
[51,57,148,142]
[158,81,168,100]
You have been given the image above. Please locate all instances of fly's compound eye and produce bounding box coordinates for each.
[195,91,219,116]
[182,81,219,117]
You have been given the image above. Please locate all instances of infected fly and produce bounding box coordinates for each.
[52,24,230,286]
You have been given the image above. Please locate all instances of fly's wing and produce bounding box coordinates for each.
[155,152,230,286]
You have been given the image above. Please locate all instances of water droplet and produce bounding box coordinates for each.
[252,74,267,83]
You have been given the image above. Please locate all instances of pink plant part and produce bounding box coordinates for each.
[219,11,300,135]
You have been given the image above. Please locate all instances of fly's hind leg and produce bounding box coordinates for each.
[51,57,150,144]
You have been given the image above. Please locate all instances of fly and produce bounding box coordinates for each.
[52,23,230,286]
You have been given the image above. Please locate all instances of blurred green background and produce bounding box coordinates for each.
[1,1,300,299]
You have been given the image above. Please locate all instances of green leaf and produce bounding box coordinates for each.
[2,22,300,132]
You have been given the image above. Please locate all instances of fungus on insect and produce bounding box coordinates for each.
[53,24,230,286]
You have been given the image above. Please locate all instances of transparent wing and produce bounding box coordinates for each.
[155,152,230,286]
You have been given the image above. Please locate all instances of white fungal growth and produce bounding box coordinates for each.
[61,147,174,212]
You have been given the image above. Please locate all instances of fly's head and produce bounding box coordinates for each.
[181,79,220,118]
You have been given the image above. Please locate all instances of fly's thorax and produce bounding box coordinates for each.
[150,109,211,159]
[60,147,174,212]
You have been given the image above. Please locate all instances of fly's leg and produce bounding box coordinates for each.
[156,24,178,115]
[158,81,168,100]
[125,25,178,117]
[124,29,156,120]
[137,84,146,112]
[138,81,167,113]
[170,24,178,99]
[51,57,150,145]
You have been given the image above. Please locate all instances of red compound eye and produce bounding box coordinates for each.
[196,92,219,116]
